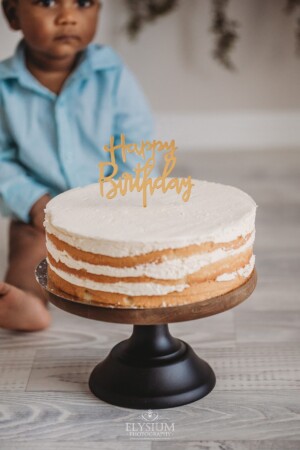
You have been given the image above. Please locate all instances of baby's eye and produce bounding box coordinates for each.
[77,0,94,7]
[36,0,56,7]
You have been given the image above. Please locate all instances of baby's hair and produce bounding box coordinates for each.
[2,0,19,29]
[2,0,14,10]
[2,0,13,12]
[2,1,10,14]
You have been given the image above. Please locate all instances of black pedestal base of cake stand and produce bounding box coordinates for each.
[89,323,215,409]
[35,259,257,410]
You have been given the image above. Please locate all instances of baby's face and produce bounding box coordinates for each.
[8,0,101,59]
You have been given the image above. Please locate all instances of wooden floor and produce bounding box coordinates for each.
[0,150,299,449]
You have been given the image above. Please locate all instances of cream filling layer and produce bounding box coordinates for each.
[46,231,255,280]
[216,255,255,281]
[47,259,189,296]
[48,256,255,296]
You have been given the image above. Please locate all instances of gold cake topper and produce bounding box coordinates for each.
[98,134,194,207]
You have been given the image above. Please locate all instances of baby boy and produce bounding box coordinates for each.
[0,0,159,331]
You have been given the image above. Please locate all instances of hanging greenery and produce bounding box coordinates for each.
[125,0,300,70]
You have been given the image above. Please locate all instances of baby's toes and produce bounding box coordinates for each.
[0,282,10,297]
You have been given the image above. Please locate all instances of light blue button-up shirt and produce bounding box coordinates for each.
[0,40,161,223]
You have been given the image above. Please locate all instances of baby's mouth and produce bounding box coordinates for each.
[54,35,81,42]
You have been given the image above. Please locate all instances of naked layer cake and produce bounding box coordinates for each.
[44,178,257,308]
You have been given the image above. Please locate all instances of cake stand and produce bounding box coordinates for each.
[35,259,257,410]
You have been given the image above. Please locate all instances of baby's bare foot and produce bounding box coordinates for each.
[0,282,51,332]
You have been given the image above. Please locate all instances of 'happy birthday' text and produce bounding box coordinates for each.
[98,134,194,206]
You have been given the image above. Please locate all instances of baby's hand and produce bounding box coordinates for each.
[29,193,52,232]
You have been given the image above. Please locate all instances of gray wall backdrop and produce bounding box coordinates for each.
[1,0,300,150]
[1,0,300,113]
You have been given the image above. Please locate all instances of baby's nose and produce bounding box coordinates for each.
[56,7,77,25]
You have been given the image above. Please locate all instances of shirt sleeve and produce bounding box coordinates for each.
[0,96,49,223]
[112,65,163,179]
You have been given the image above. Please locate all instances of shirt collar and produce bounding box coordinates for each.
[70,42,121,82]
[0,39,121,96]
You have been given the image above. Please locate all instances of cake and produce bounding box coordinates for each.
[44,178,257,308]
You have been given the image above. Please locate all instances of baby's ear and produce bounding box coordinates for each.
[2,0,21,30]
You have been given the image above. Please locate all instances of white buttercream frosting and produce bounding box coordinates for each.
[44,179,257,257]
[46,230,255,280]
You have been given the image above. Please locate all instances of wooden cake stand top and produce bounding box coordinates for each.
[35,259,257,325]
